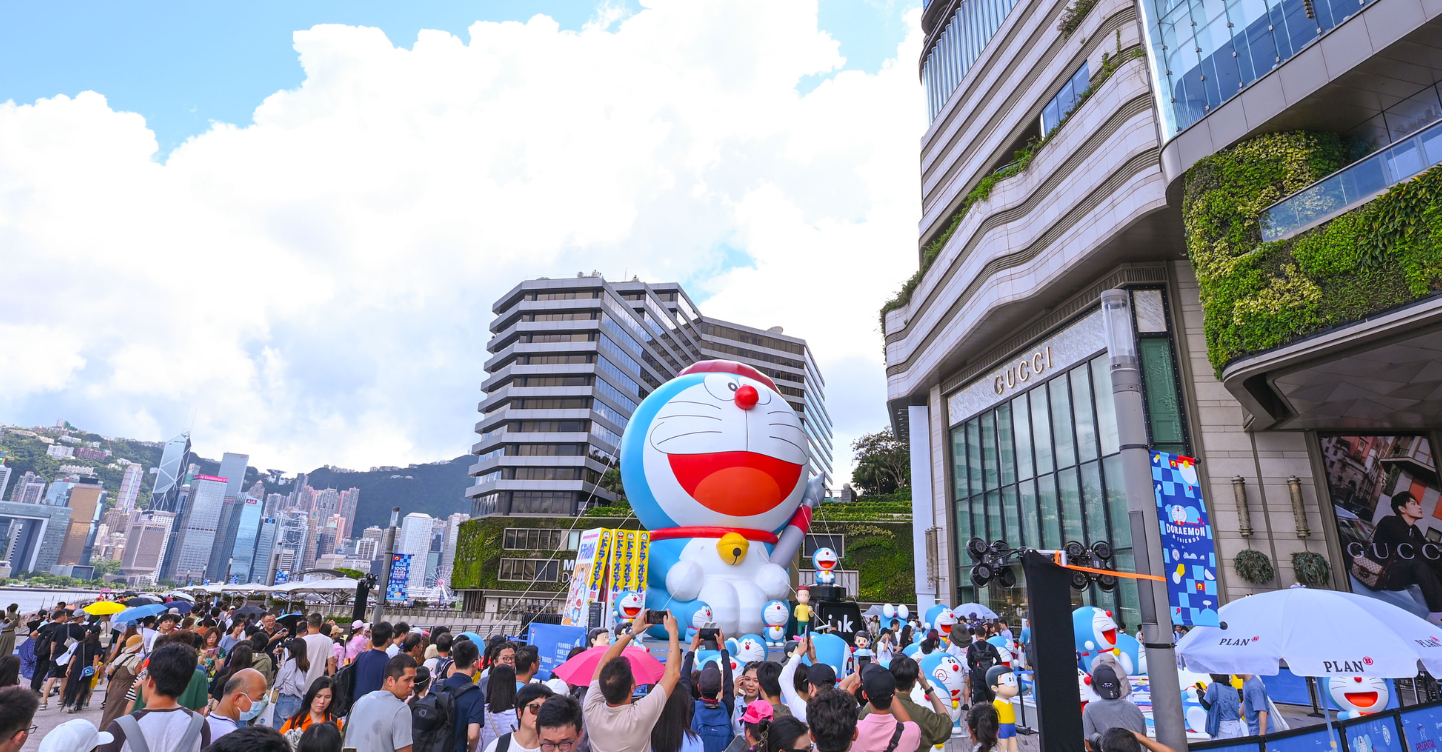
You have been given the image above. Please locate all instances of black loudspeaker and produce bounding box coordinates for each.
[352,580,371,624]
[1021,550,1085,752]
[810,585,844,602]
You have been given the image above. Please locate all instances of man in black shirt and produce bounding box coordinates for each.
[1371,491,1442,618]
[965,627,1001,705]
[37,610,75,709]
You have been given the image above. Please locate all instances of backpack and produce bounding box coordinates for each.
[32,626,52,661]
[330,659,359,717]
[692,700,735,752]
[410,688,457,752]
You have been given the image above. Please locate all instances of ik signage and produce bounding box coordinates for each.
[992,347,1054,396]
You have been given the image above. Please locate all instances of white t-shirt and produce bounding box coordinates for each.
[386,643,400,657]
[303,632,333,688]
[485,735,541,752]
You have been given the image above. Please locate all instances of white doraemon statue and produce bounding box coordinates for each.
[615,591,644,623]
[1329,676,1390,719]
[620,360,827,637]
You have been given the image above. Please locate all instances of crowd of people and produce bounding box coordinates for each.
[0,600,1200,752]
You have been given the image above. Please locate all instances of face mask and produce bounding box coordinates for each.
[238,694,269,722]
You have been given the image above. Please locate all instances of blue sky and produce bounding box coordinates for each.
[0,1,923,476]
[0,1,916,156]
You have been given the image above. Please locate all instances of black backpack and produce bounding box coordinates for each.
[410,688,458,752]
[331,660,359,717]
[32,625,52,660]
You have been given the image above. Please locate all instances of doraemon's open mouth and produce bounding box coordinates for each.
[668,451,802,516]
[1102,628,1116,646]
[1345,691,1379,708]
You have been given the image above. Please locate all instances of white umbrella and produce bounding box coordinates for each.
[954,602,998,620]
[1176,588,1442,677]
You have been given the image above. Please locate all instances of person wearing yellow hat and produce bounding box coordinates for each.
[99,635,145,733]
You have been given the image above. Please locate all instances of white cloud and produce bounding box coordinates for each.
[0,0,924,482]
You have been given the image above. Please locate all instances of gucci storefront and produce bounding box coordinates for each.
[944,288,1191,627]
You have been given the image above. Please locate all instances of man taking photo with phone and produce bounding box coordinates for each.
[581,610,682,752]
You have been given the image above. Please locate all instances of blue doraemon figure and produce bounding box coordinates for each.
[1073,606,1119,672]
[623,360,826,637]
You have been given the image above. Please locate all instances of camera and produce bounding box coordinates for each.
[698,627,719,650]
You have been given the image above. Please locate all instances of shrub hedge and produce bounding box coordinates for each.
[1183,131,1442,373]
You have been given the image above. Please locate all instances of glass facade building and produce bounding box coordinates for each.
[923,0,1024,121]
[473,276,831,518]
[1139,0,1373,136]
[946,289,1187,626]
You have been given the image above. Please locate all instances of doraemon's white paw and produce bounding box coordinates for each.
[666,560,705,601]
[756,563,791,600]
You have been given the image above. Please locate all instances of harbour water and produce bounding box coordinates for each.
[0,587,110,614]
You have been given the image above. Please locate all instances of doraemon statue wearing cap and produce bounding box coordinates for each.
[622,360,825,637]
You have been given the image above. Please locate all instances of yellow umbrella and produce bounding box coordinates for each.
[84,601,126,616]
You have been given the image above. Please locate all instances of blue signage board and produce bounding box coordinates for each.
[274,570,289,585]
[1402,705,1442,752]
[1345,715,1406,752]
[1151,451,1220,627]
[387,554,412,603]
[526,623,586,680]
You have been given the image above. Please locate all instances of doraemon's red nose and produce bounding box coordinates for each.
[734,385,759,410]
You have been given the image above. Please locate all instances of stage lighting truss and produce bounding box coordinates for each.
[965,537,1118,591]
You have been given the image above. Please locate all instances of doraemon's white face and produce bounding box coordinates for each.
[932,655,966,700]
[937,610,956,635]
[642,372,808,529]
[813,548,839,572]
[693,604,715,628]
[737,637,767,662]
[1330,676,1388,713]
[618,592,643,619]
[763,601,789,626]
[1090,610,1118,650]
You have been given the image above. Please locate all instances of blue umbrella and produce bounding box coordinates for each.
[113,603,168,623]
[458,631,486,645]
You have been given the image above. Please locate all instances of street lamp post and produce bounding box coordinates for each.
[1100,289,1188,752]
[371,506,400,625]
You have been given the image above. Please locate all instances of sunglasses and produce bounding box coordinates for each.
[526,702,544,714]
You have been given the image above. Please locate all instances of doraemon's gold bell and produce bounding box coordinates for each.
[718,533,749,565]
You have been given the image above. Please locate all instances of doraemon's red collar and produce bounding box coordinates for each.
[648,527,778,544]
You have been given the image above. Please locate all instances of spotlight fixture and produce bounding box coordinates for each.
[1091,541,1113,562]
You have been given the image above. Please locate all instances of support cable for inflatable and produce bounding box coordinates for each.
[494,451,621,626]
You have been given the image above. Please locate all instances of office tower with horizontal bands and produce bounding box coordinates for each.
[58,480,105,566]
[120,511,174,581]
[218,453,249,499]
[472,276,831,518]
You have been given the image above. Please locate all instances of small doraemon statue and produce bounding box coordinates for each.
[812,547,839,585]
[1329,675,1390,719]
[615,591,644,623]
[687,602,716,642]
[763,600,789,647]
[1073,607,1119,672]
[621,360,825,637]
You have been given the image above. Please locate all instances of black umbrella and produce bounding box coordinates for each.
[232,605,264,618]
[125,596,161,607]
[277,613,305,631]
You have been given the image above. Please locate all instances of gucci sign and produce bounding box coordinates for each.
[992,347,1053,395]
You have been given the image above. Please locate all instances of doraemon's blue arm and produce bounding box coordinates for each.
[769,476,826,566]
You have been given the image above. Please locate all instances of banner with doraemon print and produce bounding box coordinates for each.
[1152,451,1220,627]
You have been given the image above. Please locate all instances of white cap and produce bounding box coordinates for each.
[39,719,113,752]
[352,620,366,629]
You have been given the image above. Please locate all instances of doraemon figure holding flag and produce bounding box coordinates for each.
[623,360,825,637]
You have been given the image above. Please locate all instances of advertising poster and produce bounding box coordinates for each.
[527,622,587,680]
[563,529,606,626]
[387,553,412,603]
[274,570,289,585]
[1321,435,1442,618]
[606,530,636,623]
[1151,451,1221,627]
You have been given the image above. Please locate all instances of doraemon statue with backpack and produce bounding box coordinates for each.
[622,360,826,637]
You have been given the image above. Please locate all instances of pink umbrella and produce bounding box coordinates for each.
[551,646,664,686]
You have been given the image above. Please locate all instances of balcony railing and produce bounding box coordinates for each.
[1261,119,1442,241]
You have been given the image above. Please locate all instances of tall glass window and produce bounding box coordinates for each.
[1139,0,1373,137]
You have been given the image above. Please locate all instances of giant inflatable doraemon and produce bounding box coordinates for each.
[623,360,825,637]
[1073,606,1119,671]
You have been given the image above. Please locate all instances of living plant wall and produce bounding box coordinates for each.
[1184,131,1442,372]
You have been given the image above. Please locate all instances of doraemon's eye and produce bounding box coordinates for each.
[727,382,738,391]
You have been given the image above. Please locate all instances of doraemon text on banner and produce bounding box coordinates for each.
[1151,451,1221,627]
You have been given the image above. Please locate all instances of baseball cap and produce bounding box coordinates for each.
[861,663,896,703]
[39,719,113,752]
[699,666,723,697]
[808,662,837,688]
[741,699,774,724]
[1093,665,1123,700]
[352,620,366,629]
